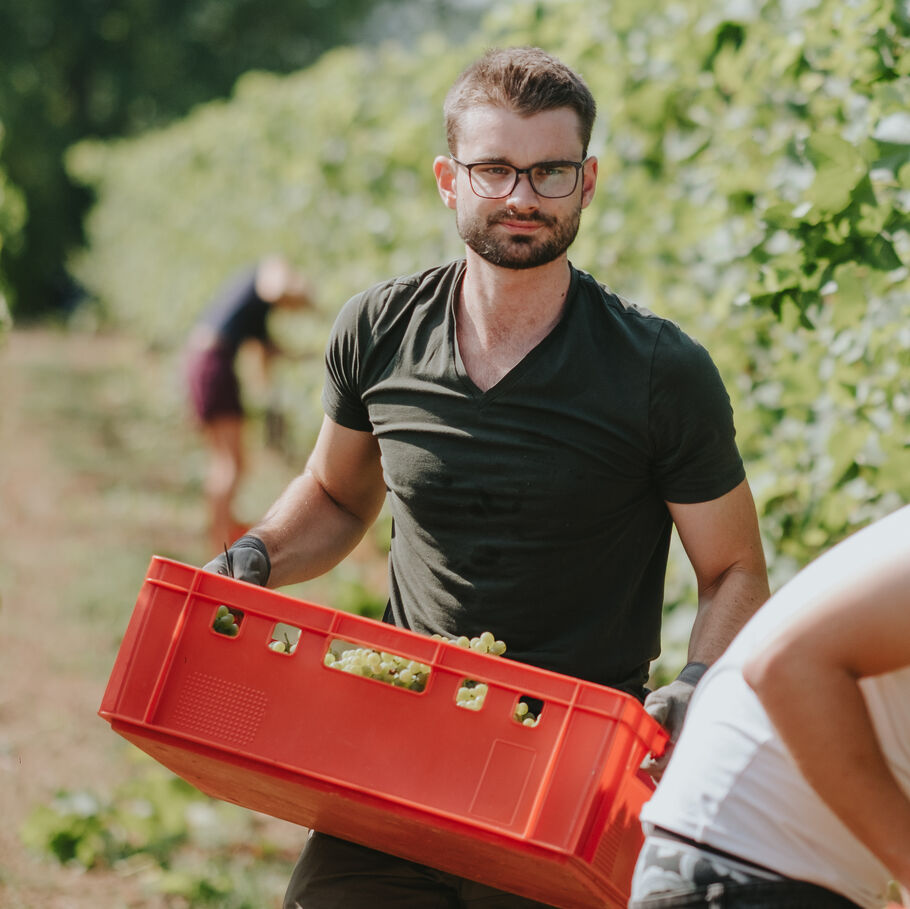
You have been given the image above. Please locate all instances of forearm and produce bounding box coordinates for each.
[669,479,770,666]
[248,468,379,588]
[746,655,910,889]
[687,565,769,665]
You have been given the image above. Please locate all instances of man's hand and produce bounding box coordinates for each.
[640,662,707,781]
[203,534,271,587]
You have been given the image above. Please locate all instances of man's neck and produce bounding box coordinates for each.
[456,253,572,391]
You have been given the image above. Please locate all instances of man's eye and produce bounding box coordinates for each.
[475,165,512,176]
[535,165,569,177]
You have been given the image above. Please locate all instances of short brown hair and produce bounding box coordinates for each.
[444,46,597,156]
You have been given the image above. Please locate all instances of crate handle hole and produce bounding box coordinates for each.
[455,679,487,711]
[514,695,543,727]
[212,605,243,637]
[323,638,431,692]
[268,622,301,655]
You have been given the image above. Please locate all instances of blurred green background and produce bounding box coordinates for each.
[0,0,908,905]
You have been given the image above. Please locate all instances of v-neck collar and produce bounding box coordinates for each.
[449,262,579,402]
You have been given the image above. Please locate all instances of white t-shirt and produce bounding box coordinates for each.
[641,504,910,909]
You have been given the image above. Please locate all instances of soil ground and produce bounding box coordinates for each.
[0,327,385,908]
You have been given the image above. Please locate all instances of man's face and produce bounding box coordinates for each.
[448,105,596,270]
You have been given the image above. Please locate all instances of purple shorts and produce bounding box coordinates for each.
[186,344,242,423]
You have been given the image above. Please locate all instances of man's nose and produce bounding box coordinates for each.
[505,171,540,208]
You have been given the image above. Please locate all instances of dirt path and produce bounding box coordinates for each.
[0,328,315,908]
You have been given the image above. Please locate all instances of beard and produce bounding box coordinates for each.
[456,205,582,270]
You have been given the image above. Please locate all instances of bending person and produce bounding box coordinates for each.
[185,255,313,552]
[632,503,910,909]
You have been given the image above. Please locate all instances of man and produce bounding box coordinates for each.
[631,504,910,909]
[185,254,313,552]
[206,47,769,908]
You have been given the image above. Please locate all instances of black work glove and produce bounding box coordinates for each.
[640,661,708,782]
[202,534,271,587]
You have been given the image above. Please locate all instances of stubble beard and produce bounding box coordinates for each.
[456,206,582,270]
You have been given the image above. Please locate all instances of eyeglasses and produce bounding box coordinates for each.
[450,156,588,199]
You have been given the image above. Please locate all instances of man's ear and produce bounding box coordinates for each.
[580,156,598,210]
[433,156,458,210]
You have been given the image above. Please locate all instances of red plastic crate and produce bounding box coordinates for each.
[99,557,667,909]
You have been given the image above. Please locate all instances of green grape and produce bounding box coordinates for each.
[213,613,238,635]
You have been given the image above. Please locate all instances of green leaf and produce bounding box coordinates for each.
[804,133,868,213]
[862,234,903,271]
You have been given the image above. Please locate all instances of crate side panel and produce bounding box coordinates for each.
[111,722,621,909]
[99,574,189,720]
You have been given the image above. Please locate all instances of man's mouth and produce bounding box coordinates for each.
[492,213,553,230]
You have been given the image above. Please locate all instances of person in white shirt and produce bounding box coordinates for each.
[631,504,910,909]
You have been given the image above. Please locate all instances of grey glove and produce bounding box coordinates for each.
[203,534,271,587]
[640,661,708,782]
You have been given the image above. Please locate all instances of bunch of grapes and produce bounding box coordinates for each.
[431,630,507,656]
[455,679,489,711]
[513,701,539,726]
[212,605,240,637]
[318,629,540,727]
[433,632,539,726]
[269,632,298,654]
[324,647,432,692]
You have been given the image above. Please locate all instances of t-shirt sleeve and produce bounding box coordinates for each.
[321,292,373,432]
[650,322,745,504]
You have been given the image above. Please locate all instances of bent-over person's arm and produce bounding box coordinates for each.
[743,549,910,895]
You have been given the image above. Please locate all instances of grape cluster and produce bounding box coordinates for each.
[432,634,497,714]
[324,647,432,692]
[212,605,240,636]
[269,631,298,654]
[455,679,488,711]
[322,630,541,727]
[514,701,539,726]
[431,630,507,656]
[432,632,538,724]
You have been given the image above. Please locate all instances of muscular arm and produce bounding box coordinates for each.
[668,478,770,664]
[743,553,910,892]
[248,415,386,588]
[642,480,769,778]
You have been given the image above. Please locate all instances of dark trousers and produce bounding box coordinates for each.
[283,831,559,909]
[628,878,862,909]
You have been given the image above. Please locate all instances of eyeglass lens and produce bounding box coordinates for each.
[468,162,580,198]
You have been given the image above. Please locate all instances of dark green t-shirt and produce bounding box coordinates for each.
[322,259,744,693]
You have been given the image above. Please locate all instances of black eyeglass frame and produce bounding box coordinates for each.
[449,156,590,199]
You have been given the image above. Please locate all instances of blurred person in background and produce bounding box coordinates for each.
[185,254,313,552]
[631,503,910,909]
[204,47,769,907]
